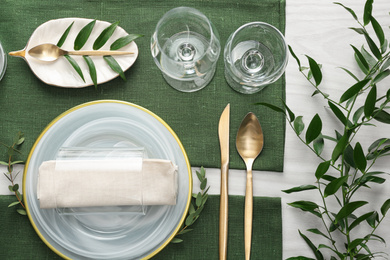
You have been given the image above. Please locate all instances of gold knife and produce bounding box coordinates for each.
[218,104,230,260]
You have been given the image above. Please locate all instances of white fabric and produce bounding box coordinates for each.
[37,159,177,208]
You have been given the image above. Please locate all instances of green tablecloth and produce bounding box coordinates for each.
[0,0,286,172]
[0,195,282,259]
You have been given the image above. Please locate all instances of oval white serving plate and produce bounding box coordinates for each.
[11,18,139,88]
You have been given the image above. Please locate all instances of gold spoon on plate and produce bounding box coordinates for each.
[17,43,134,62]
[236,112,264,260]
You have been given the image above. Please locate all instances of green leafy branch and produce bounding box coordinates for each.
[171,167,209,244]
[57,20,143,88]
[1,132,26,215]
[259,1,390,259]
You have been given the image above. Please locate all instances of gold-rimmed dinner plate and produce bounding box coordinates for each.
[23,100,192,259]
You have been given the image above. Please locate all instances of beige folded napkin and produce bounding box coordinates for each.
[37,159,178,209]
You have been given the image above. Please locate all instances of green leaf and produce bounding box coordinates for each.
[348,238,365,252]
[17,209,27,215]
[324,175,349,197]
[170,237,183,243]
[331,135,348,162]
[380,199,390,216]
[367,211,378,227]
[373,69,390,84]
[288,45,301,70]
[93,21,119,50]
[364,85,376,118]
[335,201,368,223]
[340,79,370,103]
[307,228,332,241]
[361,46,377,68]
[200,178,207,190]
[353,106,365,124]
[306,55,322,86]
[103,56,126,81]
[298,230,324,260]
[363,32,382,60]
[286,257,315,260]
[64,55,85,82]
[195,192,202,207]
[344,144,355,168]
[16,137,25,145]
[294,116,304,135]
[256,102,286,116]
[349,27,365,35]
[177,228,193,235]
[12,183,19,192]
[315,161,331,180]
[288,201,321,217]
[351,45,369,73]
[339,67,359,81]
[306,114,322,144]
[349,211,375,230]
[363,0,373,26]
[370,16,385,48]
[353,142,367,172]
[8,201,20,207]
[282,185,317,194]
[82,56,97,88]
[313,137,324,155]
[0,161,8,166]
[57,21,74,48]
[111,34,144,50]
[281,99,295,122]
[373,109,390,124]
[328,101,348,125]
[334,2,358,21]
[74,19,96,50]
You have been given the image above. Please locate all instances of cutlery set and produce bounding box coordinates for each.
[218,104,264,260]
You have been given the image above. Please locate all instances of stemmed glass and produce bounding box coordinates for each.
[0,40,6,81]
[151,7,221,92]
[224,22,288,94]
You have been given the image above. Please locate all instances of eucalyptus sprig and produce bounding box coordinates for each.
[1,132,26,215]
[259,1,390,259]
[57,20,143,88]
[171,166,209,244]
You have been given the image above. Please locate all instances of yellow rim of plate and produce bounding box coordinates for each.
[22,99,193,260]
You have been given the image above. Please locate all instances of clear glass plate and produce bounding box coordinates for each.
[23,100,192,259]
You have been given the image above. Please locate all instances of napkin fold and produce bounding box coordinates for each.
[37,159,178,209]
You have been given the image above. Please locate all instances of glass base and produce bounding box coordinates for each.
[161,66,217,92]
[224,70,267,94]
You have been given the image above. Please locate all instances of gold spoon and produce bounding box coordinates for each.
[25,43,134,62]
[236,112,264,260]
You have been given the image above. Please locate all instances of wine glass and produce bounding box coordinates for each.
[0,40,6,81]
[224,22,288,94]
[151,7,221,92]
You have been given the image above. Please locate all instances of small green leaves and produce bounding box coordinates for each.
[351,45,369,73]
[306,114,322,144]
[289,45,301,70]
[298,230,324,260]
[173,167,208,243]
[334,2,358,21]
[306,55,322,86]
[57,21,74,48]
[324,176,349,197]
[104,56,126,81]
[288,201,321,217]
[93,21,119,50]
[111,34,144,50]
[74,20,96,50]
[370,16,385,49]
